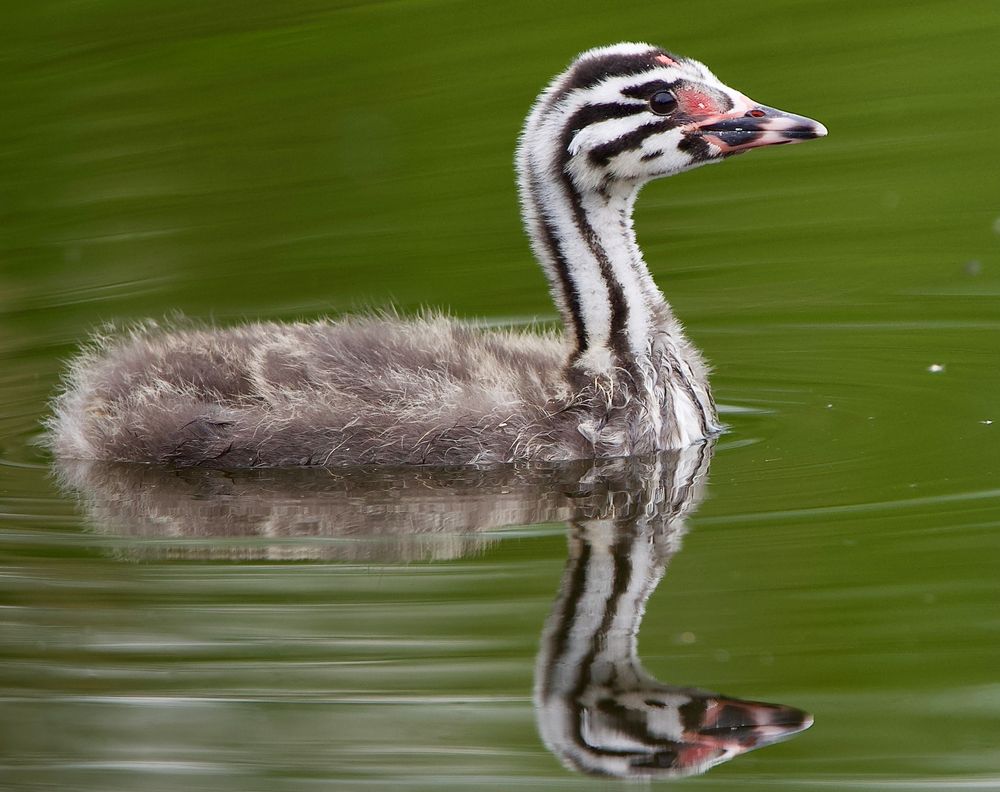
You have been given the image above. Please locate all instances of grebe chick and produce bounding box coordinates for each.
[48,43,826,468]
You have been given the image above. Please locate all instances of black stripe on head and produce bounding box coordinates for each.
[677,133,713,162]
[564,101,647,142]
[620,79,680,100]
[566,50,662,91]
[588,119,677,167]
[559,101,649,182]
[548,48,681,109]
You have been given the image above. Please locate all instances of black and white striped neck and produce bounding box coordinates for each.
[518,93,667,376]
[516,43,709,377]
[515,42,825,451]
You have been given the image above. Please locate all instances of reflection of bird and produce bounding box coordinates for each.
[535,445,812,779]
[58,441,813,778]
[49,43,825,468]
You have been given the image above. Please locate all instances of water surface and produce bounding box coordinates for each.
[2,1,1000,789]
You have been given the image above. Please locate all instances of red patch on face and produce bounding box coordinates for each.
[674,86,725,116]
[654,54,677,66]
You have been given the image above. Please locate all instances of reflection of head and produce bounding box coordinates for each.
[534,442,812,779]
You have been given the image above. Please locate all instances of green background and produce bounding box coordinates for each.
[2,1,999,789]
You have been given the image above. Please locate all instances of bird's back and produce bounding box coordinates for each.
[49,316,573,467]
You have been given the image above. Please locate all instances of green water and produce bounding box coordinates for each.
[2,1,1000,789]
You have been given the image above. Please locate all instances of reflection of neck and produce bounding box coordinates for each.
[534,448,711,774]
[539,517,671,700]
[537,446,714,695]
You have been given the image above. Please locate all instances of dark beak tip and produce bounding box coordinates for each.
[786,119,828,141]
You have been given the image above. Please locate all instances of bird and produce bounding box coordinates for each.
[47,42,826,468]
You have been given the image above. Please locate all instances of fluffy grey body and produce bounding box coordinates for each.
[48,42,825,468]
[50,314,710,466]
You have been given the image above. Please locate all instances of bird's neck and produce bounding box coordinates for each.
[519,164,672,376]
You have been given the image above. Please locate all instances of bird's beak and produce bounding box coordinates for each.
[691,104,827,154]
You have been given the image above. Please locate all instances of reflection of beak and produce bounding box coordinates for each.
[693,698,814,748]
[629,697,814,776]
[692,104,828,154]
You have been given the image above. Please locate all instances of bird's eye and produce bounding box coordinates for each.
[649,91,678,115]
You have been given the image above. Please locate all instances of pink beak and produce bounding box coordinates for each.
[692,103,828,153]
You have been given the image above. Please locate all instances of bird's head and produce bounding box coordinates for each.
[520,42,827,195]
